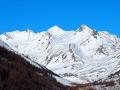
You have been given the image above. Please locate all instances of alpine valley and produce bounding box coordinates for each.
[0,25,120,90]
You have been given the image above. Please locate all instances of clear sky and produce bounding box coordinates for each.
[0,0,120,36]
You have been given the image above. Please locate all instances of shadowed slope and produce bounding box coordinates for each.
[0,46,70,90]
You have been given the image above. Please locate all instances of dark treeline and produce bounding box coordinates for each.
[0,46,70,90]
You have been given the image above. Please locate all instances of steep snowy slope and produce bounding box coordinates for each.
[0,25,120,83]
[0,39,12,50]
[0,38,72,87]
[0,46,73,90]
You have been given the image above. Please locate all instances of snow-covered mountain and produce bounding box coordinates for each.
[0,39,72,87]
[0,44,73,90]
[0,25,120,84]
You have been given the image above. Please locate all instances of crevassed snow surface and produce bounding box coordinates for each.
[0,25,120,84]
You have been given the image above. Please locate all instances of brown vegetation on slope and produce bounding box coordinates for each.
[0,46,119,90]
[0,46,69,90]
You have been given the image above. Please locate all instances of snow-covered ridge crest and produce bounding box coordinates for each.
[0,25,120,83]
[0,39,12,50]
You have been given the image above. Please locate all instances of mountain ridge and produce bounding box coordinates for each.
[0,25,120,84]
[0,45,72,90]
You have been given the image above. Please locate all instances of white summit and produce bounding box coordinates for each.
[0,25,120,83]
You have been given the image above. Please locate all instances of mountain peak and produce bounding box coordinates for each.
[49,25,61,29]
[80,25,92,31]
[80,24,87,30]
[48,25,65,36]
[0,25,120,84]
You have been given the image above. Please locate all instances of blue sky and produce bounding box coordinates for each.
[0,0,120,36]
